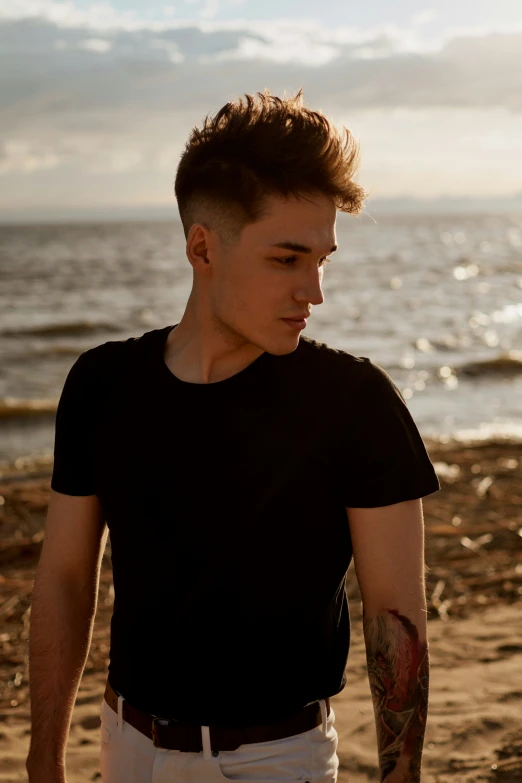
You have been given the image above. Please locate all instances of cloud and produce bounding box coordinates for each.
[150,37,184,62]
[0,0,141,30]
[0,9,520,202]
[411,9,438,27]
[0,0,249,27]
[1,18,519,123]
[79,36,112,51]
[0,139,60,172]
[87,147,143,173]
[197,29,340,66]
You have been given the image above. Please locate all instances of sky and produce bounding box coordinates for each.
[1,0,522,217]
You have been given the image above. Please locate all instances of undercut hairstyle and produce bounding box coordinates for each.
[174,87,368,245]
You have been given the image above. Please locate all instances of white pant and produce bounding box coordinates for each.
[99,690,339,782]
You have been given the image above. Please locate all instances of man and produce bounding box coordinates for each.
[26,88,440,783]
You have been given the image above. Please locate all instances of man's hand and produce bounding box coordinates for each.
[346,498,430,782]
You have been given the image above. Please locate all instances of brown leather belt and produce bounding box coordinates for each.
[104,678,330,753]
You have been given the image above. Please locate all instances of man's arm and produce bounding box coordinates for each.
[346,498,429,783]
[26,490,108,783]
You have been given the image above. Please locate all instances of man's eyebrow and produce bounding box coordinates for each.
[268,241,338,254]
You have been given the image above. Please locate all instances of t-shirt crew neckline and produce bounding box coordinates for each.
[156,323,272,389]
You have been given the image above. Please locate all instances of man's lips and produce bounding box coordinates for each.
[282,316,307,329]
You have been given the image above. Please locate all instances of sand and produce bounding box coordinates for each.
[0,437,521,782]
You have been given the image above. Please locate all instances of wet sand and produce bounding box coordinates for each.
[0,437,521,782]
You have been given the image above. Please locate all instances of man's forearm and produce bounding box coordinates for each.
[26,566,98,778]
[363,604,429,783]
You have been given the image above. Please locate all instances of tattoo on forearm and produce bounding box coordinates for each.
[363,608,429,783]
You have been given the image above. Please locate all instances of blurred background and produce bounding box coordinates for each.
[1,0,522,468]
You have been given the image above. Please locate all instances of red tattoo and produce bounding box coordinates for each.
[363,607,429,782]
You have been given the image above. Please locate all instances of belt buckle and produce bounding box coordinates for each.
[151,717,165,748]
[151,717,202,753]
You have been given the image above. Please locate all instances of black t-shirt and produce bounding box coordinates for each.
[51,324,440,727]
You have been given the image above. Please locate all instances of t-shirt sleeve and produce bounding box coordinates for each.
[335,358,441,508]
[50,350,97,496]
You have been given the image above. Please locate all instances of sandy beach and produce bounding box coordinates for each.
[1,436,521,783]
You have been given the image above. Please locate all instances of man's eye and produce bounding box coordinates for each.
[275,256,298,265]
[274,256,331,266]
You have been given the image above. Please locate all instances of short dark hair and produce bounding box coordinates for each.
[174,88,367,243]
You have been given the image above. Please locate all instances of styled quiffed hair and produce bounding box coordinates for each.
[174,87,367,244]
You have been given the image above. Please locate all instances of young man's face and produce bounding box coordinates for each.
[201,191,337,355]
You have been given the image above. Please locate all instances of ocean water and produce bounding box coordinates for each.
[1,211,522,467]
